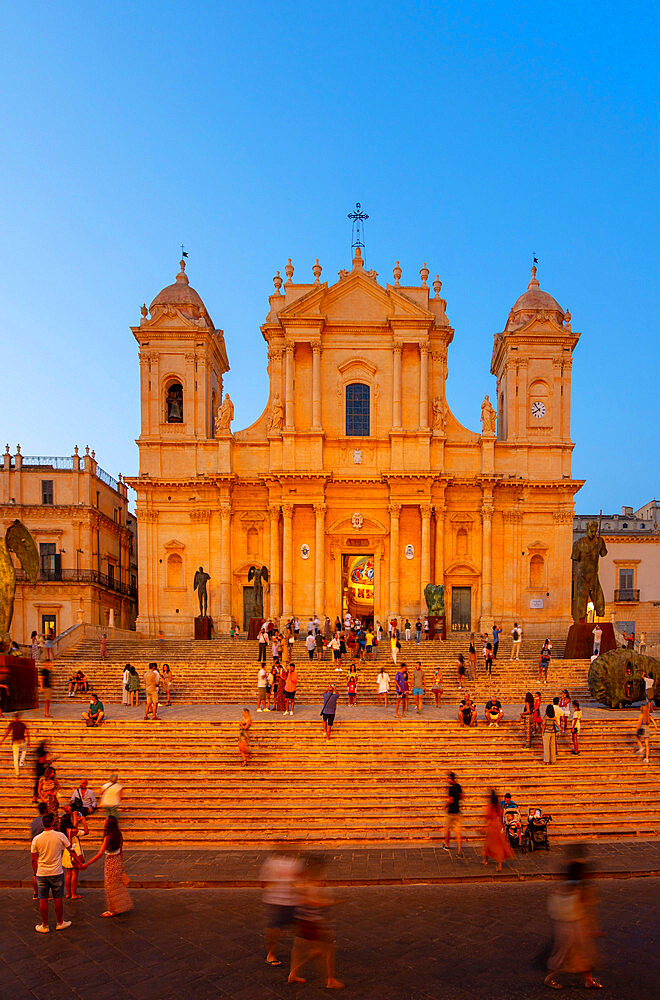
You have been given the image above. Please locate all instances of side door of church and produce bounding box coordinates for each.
[451,586,471,632]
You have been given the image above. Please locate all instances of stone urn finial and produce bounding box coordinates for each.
[433,275,442,298]
[273,270,283,294]
[420,263,429,286]
[312,258,322,283]
[285,258,294,283]
[140,303,148,319]
[393,261,402,286]
[564,307,571,326]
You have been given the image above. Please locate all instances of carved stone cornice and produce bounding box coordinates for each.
[137,509,159,522]
[552,510,574,524]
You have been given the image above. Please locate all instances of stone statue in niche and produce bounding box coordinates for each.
[432,395,447,433]
[480,395,497,434]
[269,394,284,431]
[215,393,234,436]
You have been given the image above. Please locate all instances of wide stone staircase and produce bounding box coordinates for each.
[53,633,588,706]
[4,718,658,850]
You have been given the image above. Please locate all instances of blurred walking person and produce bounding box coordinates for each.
[544,858,603,990]
[442,771,464,857]
[238,708,253,766]
[0,712,30,776]
[262,845,303,968]
[482,790,514,872]
[288,854,344,989]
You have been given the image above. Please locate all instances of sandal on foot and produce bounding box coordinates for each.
[100,911,115,917]
[585,978,604,989]
[544,977,563,990]
[266,959,283,966]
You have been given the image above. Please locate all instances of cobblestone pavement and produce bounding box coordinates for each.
[0,880,658,999]
[2,840,660,888]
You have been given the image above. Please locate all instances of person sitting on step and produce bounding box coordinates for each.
[458,693,477,727]
[484,693,503,727]
[82,694,104,727]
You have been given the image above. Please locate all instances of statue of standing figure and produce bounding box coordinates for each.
[269,394,284,432]
[193,566,211,617]
[215,393,234,436]
[571,519,607,623]
[247,565,269,618]
[480,394,497,434]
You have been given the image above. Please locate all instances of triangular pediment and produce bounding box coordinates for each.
[278,268,434,325]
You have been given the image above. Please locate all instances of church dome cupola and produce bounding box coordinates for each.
[507,265,564,328]
[149,258,209,318]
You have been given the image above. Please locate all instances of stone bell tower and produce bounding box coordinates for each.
[490,266,580,478]
[131,259,230,480]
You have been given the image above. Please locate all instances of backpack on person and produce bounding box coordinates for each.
[513,629,519,641]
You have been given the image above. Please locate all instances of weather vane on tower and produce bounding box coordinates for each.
[348,203,369,259]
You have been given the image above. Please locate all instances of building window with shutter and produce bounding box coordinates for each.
[346,383,370,436]
[41,480,54,505]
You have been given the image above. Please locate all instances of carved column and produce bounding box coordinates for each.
[219,502,232,630]
[434,498,445,585]
[389,503,401,619]
[480,492,494,629]
[314,502,326,615]
[392,344,402,428]
[269,504,280,620]
[419,346,429,429]
[312,343,322,430]
[420,503,432,611]
[285,343,295,430]
[282,502,294,617]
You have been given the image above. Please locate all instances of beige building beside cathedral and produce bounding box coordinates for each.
[127,250,581,637]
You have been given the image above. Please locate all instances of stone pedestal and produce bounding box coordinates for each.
[428,615,446,640]
[248,617,265,640]
[564,622,616,659]
[0,655,38,711]
[194,616,214,640]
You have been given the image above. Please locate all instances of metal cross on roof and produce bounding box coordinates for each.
[348,202,369,255]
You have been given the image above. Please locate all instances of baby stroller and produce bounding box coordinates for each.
[503,806,526,853]
[524,807,552,852]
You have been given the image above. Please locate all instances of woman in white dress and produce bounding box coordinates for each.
[121,664,130,706]
[377,667,390,708]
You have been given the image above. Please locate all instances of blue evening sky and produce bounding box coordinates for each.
[1,1,657,513]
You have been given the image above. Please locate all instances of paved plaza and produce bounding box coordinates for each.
[1,878,658,999]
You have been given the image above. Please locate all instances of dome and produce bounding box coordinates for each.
[510,266,564,321]
[149,259,207,313]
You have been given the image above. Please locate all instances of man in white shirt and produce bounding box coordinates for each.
[305,632,316,661]
[592,625,603,656]
[31,812,72,933]
[307,618,315,636]
[143,662,161,721]
[257,666,268,712]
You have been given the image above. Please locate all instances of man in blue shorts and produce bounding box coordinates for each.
[322,684,339,740]
[31,812,72,933]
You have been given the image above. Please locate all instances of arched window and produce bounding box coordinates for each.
[346,383,370,436]
[165,381,183,423]
[530,554,544,588]
[456,528,468,557]
[166,553,183,588]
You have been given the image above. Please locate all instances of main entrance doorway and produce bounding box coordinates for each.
[341,554,374,628]
[451,586,471,632]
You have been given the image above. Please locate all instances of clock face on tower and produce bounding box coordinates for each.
[531,400,546,419]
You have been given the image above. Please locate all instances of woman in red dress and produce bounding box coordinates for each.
[276,664,288,713]
[482,790,514,872]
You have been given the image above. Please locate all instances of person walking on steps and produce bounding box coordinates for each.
[1,712,30,776]
[31,812,72,933]
[635,701,657,764]
[442,771,464,858]
[510,623,522,660]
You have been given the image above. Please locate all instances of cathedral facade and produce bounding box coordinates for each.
[127,249,581,637]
